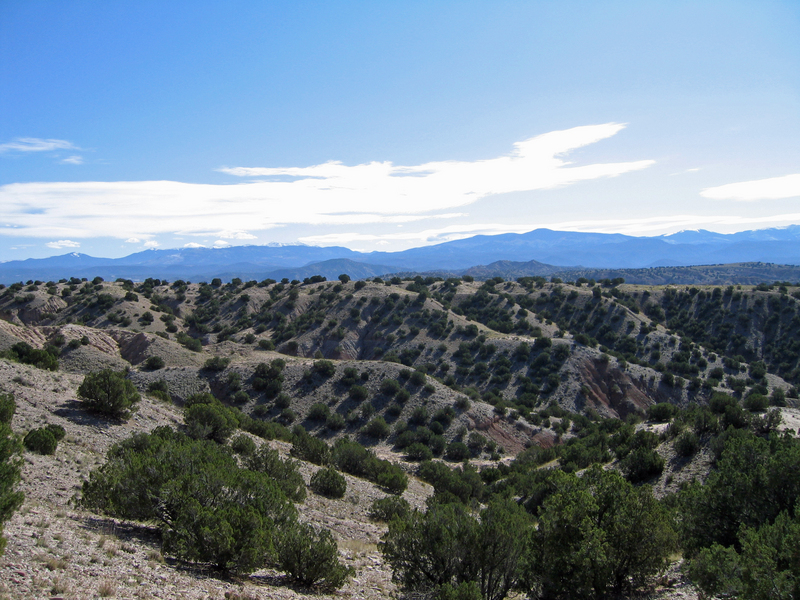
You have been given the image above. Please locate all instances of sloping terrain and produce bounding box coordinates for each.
[2,273,800,599]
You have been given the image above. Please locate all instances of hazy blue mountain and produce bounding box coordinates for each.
[3,225,800,284]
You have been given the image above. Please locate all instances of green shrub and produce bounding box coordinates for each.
[277,523,353,588]
[0,394,15,425]
[246,445,306,502]
[418,461,484,504]
[290,428,330,465]
[647,402,676,422]
[184,393,238,443]
[231,390,250,404]
[310,467,346,498]
[258,338,275,351]
[709,392,738,414]
[230,434,256,456]
[674,431,700,457]
[147,379,171,402]
[23,428,57,455]
[0,421,24,556]
[526,468,677,599]
[410,370,426,386]
[78,369,141,420]
[307,403,330,421]
[362,416,390,438]
[743,393,769,413]
[45,423,65,441]
[445,442,471,462]
[325,413,345,430]
[313,360,336,378]
[331,438,408,494]
[349,385,369,401]
[202,356,230,372]
[620,446,665,483]
[380,378,401,396]
[144,356,165,370]
[405,442,433,462]
[0,342,59,371]
[81,427,296,573]
[381,499,528,600]
[369,496,410,522]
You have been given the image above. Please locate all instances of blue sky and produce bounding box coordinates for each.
[1,1,799,259]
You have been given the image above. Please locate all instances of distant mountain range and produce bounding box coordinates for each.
[2,225,800,284]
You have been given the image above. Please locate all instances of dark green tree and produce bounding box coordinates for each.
[525,467,677,598]
[78,369,141,420]
[277,522,354,588]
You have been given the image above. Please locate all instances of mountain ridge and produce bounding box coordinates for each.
[3,225,800,283]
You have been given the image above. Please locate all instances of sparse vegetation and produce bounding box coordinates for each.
[3,274,800,597]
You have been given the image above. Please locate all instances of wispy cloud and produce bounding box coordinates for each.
[0,124,653,240]
[701,174,800,201]
[218,230,257,240]
[60,155,84,165]
[0,137,79,153]
[46,239,80,249]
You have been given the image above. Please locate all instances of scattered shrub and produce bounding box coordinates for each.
[648,403,676,422]
[674,431,700,457]
[246,444,306,502]
[380,378,401,396]
[0,394,15,425]
[445,442,471,462]
[362,416,390,438]
[291,428,330,465]
[144,356,165,370]
[184,393,238,444]
[405,442,433,462]
[23,427,58,455]
[369,496,411,522]
[307,403,330,421]
[147,380,171,403]
[78,369,141,420]
[313,360,336,378]
[310,467,346,498]
[277,523,353,588]
[325,413,345,431]
[230,434,256,456]
[81,427,296,574]
[743,393,769,413]
[45,423,65,441]
[202,356,230,372]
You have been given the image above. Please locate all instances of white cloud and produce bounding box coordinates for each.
[213,240,231,248]
[701,174,800,201]
[183,242,206,248]
[0,138,79,153]
[46,239,80,249]
[217,230,257,240]
[143,240,159,248]
[300,212,800,247]
[60,155,84,165]
[0,124,653,240]
[125,237,142,243]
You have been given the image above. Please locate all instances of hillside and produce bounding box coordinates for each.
[2,273,800,598]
